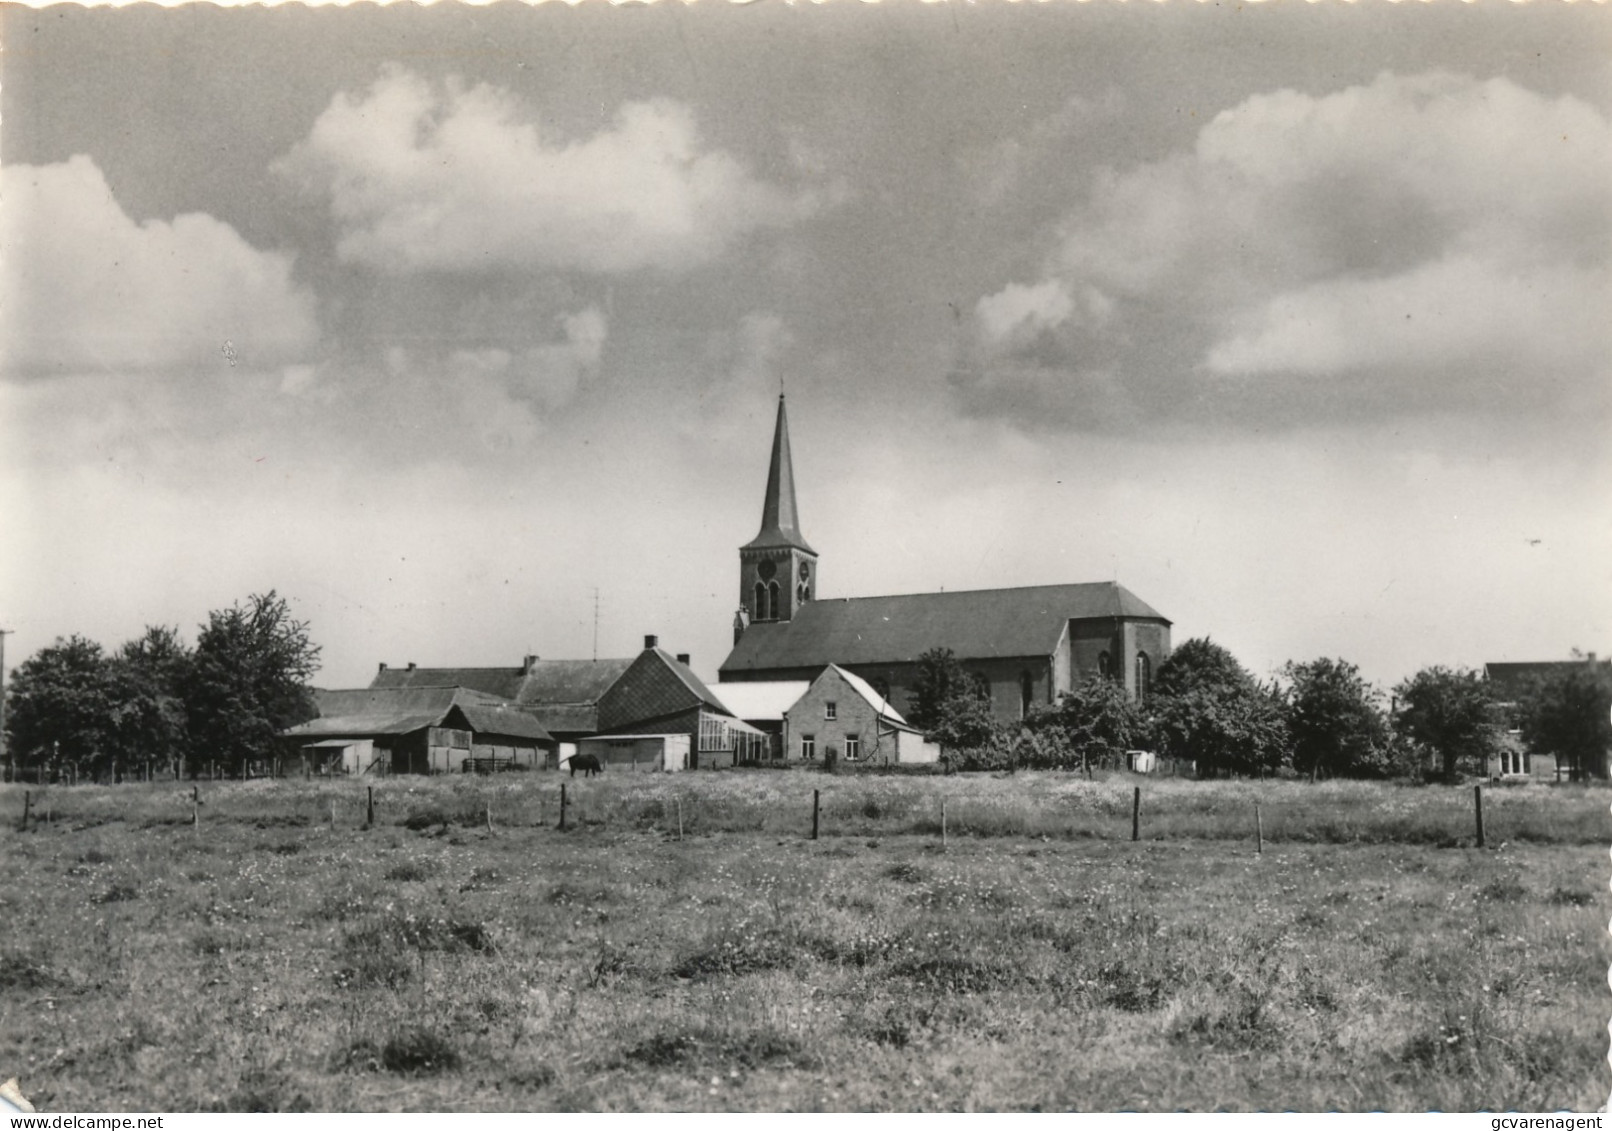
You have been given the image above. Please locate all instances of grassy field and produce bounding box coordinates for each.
[0,772,1605,1111]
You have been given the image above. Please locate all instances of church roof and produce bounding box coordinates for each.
[742,394,815,554]
[720,581,1169,674]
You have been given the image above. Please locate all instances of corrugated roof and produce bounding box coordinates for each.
[712,680,811,722]
[282,686,552,742]
[721,581,1168,674]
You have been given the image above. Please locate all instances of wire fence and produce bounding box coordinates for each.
[4,770,1604,848]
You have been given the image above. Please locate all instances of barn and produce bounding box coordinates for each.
[281,686,555,775]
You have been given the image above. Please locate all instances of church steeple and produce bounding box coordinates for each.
[744,394,814,554]
[737,394,818,626]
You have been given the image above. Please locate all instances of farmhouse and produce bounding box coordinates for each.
[596,637,767,769]
[370,655,634,760]
[281,686,555,774]
[1483,656,1612,780]
[785,664,940,766]
[720,394,1172,724]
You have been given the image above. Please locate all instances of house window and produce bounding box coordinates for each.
[801,734,816,760]
[825,701,837,720]
[1098,651,1112,679]
[873,677,891,701]
[1020,671,1035,718]
[768,581,781,619]
[754,581,767,620]
[1136,652,1151,703]
[845,735,861,761]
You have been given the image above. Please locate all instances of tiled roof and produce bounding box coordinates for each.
[721,581,1168,674]
[370,658,632,714]
[282,686,551,742]
[1485,659,1611,695]
[598,649,733,732]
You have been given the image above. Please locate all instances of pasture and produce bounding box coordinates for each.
[0,773,1604,1111]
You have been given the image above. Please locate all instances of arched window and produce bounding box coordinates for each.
[754,581,768,621]
[797,584,807,607]
[872,677,891,702]
[768,581,781,620]
[1098,651,1112,679]
[1020,670,1035,718]
[1135,652,1151,703]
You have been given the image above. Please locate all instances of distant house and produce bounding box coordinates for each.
[370,655,633,763]
[785,664,940,766]
[596,636,767,769]
[711,680,811,763]
[281,686,554,775]
[1484,656,1612,780]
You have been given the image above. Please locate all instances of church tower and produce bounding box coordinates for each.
[737,394,817,631]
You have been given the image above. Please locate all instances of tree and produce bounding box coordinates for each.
[184,592,320,773]
[1149,638,1288,777]
[1392,666,1502,779]
[4,635,116,777]
[1514,660,1612,782]
[1282,657,1391,779]
[907,647,998,753]
[1024,677,1149,771]
[104,626,192,773]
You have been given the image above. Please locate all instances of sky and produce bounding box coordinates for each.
[2,2,1609,693]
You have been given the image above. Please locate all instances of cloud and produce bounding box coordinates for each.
[445,304,607,414]
[276,66,820,275]
[0,156,319,378]
[955,72,1612,438]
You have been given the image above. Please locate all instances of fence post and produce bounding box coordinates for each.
[1255,802,1264,854]
[366,786,375,829]
[1131,786,1141,842]
[19,790,30,832]
[559,783,569,831]
[941,798,948,851]
[191,786,200,829]
[486,800,494,834]
[1473,784,1485,848]
[676,797,684,842]
[811,789,820,841]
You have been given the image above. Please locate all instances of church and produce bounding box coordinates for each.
[719,396,1173,724]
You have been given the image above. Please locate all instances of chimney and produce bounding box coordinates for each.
[406,662,416,672]
[644,634,658,650]
[676,653,691,666]
[523,654,539,673]
[378,662,388,673]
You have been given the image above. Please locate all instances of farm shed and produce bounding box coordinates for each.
[575,733,691,773]
[370,655,634,748]
[280,686,554,775]
[784,664,940,766]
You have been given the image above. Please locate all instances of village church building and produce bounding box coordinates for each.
[718,396,1173,726]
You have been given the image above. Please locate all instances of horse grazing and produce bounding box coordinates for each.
[568,753,603,778]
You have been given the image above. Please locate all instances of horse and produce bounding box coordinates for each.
[568,753,603,778]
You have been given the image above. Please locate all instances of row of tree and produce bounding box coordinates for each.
[3,592,320,781]
[907,640,1612,781]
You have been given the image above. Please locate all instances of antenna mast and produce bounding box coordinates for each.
[591,588,600,662]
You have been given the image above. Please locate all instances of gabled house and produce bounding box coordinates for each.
[281,686,555,775]
[596,637,767,769]
[784,664,940,766]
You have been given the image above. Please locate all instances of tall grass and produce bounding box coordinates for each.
[4,771,1603,847]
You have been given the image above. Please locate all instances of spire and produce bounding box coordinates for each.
[743,394,814,553]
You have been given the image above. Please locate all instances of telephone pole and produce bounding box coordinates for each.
[591,588,600,662]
